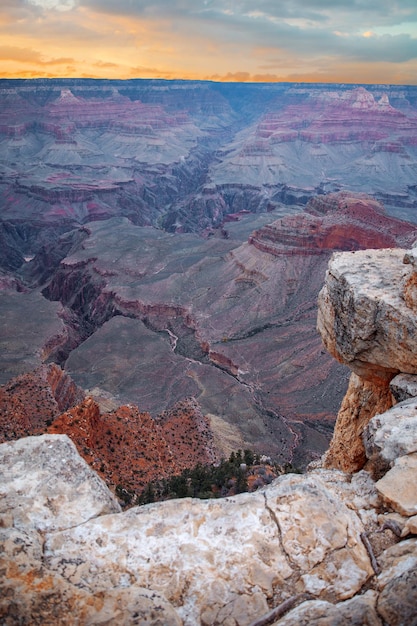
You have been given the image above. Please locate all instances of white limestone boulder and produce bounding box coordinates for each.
[375,453,417,517]
[0,434,120,532]
[44,472,373,625]
[317,248,417,380]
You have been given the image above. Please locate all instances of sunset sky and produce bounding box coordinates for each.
[2,0,417,84]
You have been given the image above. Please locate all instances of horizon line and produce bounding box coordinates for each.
[1,76,416,88]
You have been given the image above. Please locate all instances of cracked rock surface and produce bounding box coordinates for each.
[1,431,416,625]
[0,434,376,625]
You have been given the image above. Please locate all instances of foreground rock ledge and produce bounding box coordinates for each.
[1,433,417,625]
[317,247,417,472]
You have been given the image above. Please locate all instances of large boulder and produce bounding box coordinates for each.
[0,435,375,626]
[317,246,417,471]
[317,248,417,379]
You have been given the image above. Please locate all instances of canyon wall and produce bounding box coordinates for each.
[1,80,417,257]
[1,244,417,625]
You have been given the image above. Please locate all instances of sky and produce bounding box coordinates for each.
[1,0,417,84]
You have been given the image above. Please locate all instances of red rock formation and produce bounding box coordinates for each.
[249,192,417,256]
[0,364,84,442]
[157,398,219,468]
[0,359,220,496]
[47,397,219,496]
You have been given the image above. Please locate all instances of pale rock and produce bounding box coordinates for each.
[390,372,417,402]
[375,452,417,516]
[265,474,373,601]
[309,468,380,528]
[0,436,181,626]
[0,434,121,532]
[405,514,417,535]
[317,248,417,379]
[363,398,417,472]
[44,472,373,625]
[0,531,182,626]
[45,492,290,625]
[377,538,417,589]
[317,248,417,472]
[202,592,269,626]
[271,591,381,625]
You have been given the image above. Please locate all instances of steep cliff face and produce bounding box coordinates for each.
[318,246,417,472]
[249,191,416,256]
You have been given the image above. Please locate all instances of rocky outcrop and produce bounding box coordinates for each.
[317,246,417,472]
[0,363,84,442]
[249,192,417,257]
[47,397,220,497]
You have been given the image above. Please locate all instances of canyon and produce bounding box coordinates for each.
[1,243,417,625]
[2,79,417,475]
[2,191,417,480]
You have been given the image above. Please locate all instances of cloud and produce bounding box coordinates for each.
[28,0,77,11]
[0,45,74,65]
[94,60,119,68]
[0,45,43,63]
[80,0,417,27]
[77,0,417,65]
[1,0,417,83]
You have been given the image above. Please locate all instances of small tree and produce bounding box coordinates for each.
[139,482,155,505]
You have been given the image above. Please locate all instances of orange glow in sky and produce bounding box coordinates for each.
[1,1,417,84]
